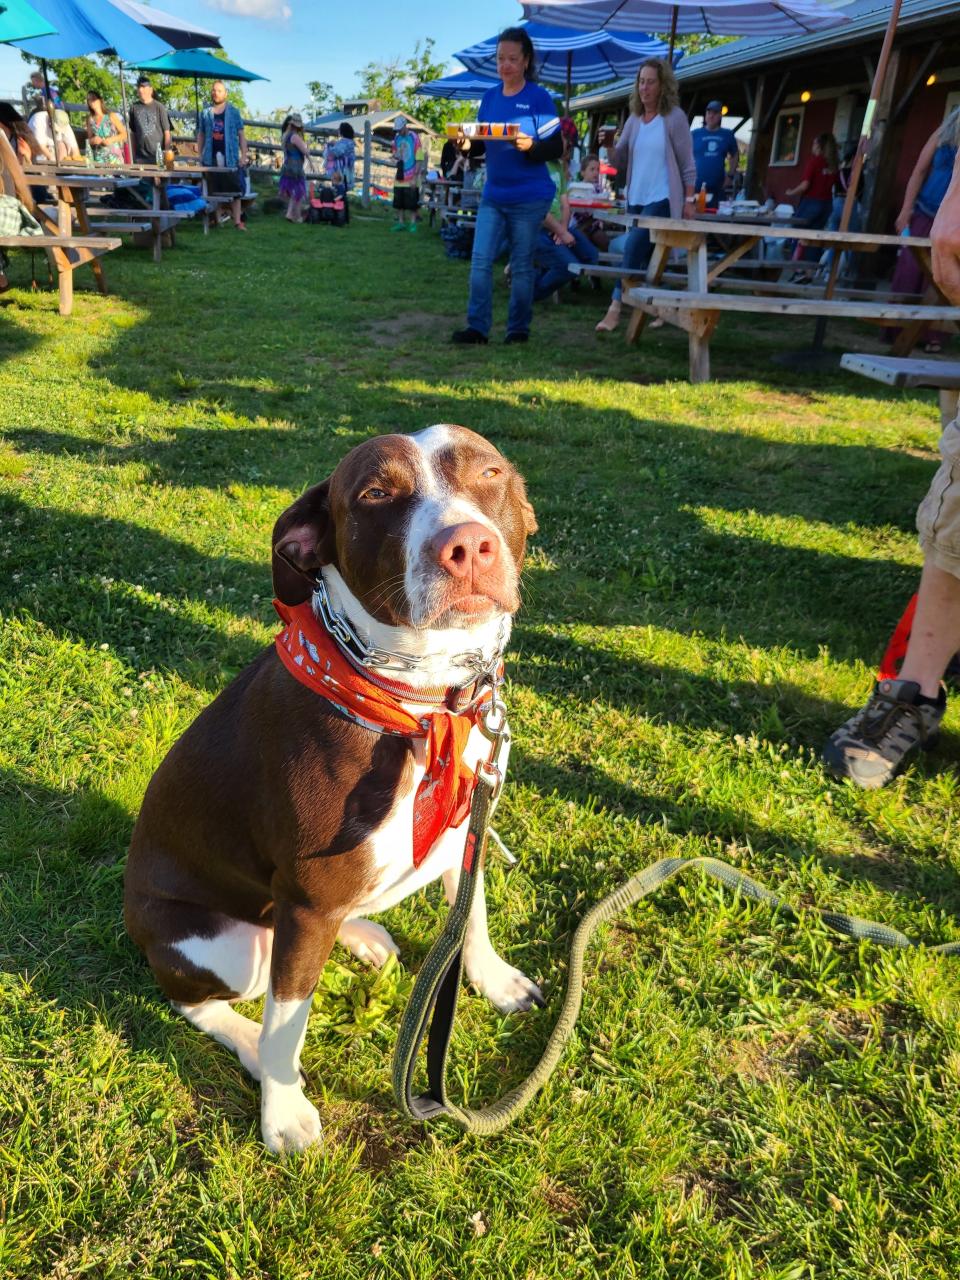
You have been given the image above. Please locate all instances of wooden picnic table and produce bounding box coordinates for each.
[841,353,960,426]
[606,216,958,383]
[22,163,219,261]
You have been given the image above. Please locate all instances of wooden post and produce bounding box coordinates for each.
[743,75,767,201]
[362,120,372,209]
[824,0,903,301]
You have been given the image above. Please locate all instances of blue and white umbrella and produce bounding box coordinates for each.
[523,0,851,49]
[415,70,501,102]
[456,21,671,104]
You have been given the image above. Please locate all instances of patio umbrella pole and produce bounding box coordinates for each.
[118,61,128,159]
[668,6,678,62]
[811,0,903,350]
[566,51,572,114]
[195,76,200,130]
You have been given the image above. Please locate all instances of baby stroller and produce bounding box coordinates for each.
[307,178,347,226]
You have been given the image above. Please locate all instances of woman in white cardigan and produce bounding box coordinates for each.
[596,59,696,333]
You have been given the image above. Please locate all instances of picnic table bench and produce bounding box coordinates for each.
[840,353,960,426]
[0,133,122,313]
[0,232,122,315]
[592,215,960,383]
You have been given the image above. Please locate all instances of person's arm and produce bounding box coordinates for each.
[673,110,697,219]
[518,130,564,162]
[931,149,960,304]
[544,210,574,245]
[160,105,171,151]
[196,109,206,162]
[726,132,739,183]
[106,112,127,146]
[786,155,814,199]
[86,115,100,147]
[238,123,248,166]
[897,130,940,233]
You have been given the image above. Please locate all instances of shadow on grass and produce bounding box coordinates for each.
[1,491,267,689]
[4,387,931,662]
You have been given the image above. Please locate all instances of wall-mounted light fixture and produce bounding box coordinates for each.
[800,90,811,103]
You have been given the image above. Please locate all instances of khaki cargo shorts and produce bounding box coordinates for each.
[917,412,960,580]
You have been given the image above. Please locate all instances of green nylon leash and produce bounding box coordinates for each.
[392,711,960,1137]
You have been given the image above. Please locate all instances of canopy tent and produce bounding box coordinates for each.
[523,0,852,57]
[133,47,266,127]
[0,0,57,42]
[110,0,220,50]
[414,70,500,101]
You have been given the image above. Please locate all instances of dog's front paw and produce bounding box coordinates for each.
[468,953,544,1013]
[338,918,400,968]
[261,1083,322,1154]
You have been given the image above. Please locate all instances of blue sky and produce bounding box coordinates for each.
[0,0,523,115]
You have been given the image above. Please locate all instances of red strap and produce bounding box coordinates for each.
[878,594,918,682]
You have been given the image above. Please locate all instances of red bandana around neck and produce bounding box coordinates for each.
[274,599,485,867]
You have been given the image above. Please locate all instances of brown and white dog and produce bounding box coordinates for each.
[124,425,542,1153]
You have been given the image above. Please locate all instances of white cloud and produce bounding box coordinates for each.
[204,0,292,20]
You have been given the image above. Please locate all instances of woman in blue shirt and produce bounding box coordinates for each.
[451,27,564,345]
[891,106,960,352]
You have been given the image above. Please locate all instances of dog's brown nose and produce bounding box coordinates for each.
[431,522,499,579]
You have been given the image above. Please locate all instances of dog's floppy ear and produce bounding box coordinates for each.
[271,481,335,605]
[510,471,538,536]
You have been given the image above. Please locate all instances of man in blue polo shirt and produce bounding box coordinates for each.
[692,101,739,201]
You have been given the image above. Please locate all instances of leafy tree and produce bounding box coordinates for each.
[306,80,341,118]
[20,51,120,108]
[21,48,248,125]
[356,38,469,134]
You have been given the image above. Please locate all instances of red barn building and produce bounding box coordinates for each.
[574,0,960,235]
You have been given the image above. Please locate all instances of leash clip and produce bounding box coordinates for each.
[477,691,510,803]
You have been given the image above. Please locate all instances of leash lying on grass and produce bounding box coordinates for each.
[393,697,960,1136]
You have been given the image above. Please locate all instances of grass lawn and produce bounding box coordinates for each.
[2,203,960,1280]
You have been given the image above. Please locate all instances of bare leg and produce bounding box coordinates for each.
[899,559,960,696]
[442,866,543,1013]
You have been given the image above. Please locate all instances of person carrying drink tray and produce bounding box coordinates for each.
[450,25,564,346]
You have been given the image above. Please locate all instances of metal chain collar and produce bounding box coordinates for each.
[312,576,508,686]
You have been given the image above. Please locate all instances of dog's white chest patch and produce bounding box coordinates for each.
[350,720,500,917]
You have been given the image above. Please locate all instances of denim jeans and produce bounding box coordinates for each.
[792,196,832,262]
[533,225,600,301]
[467,197,552,337]
[612,197,671,301]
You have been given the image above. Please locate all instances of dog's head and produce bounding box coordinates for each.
[271,425,536,631]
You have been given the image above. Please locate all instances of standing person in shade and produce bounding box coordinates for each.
[785,132,838,281]
[86,91,127,166]
[888,106,960,353]
[451,26,563,345]
[822,147,960,789]
[197,80,249,232]
[278,113,309,222]
[533,116,599,302]
[128,76,170,165]
[691,100,738,201]
[390,116,424,232]
[595,58,696,333]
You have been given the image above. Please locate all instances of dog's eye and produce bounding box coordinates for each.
[360,487,389,501]
[481,467,501,480]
